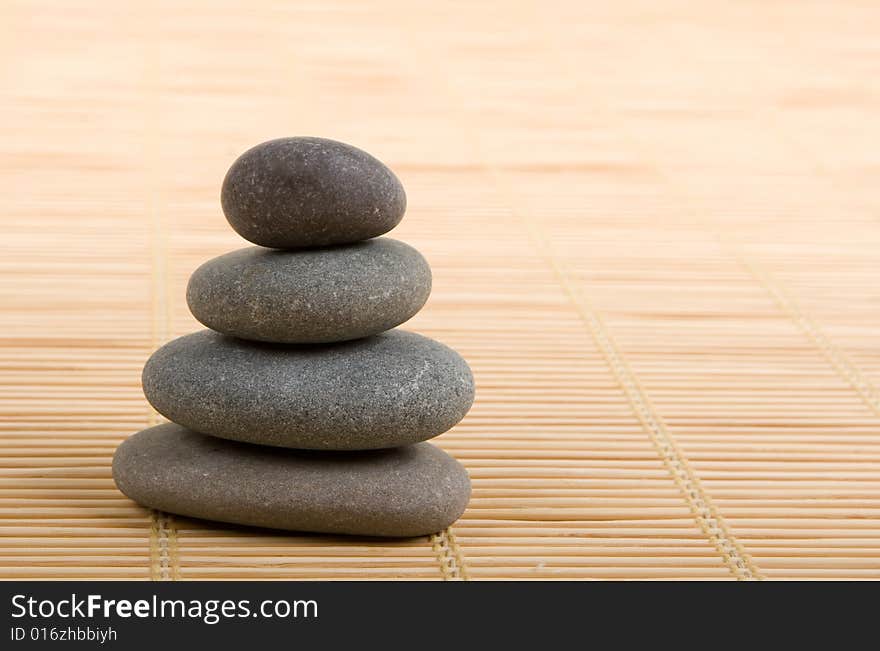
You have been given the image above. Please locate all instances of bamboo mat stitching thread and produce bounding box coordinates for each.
[521,4,759,580]
[147,198,178,581]
[638,166,880,572]
[149,511,177,581]
[610,102,880,575]
[722,113,880,418]
[512,204,761,581]
[146,47,179,579]
[616,103,880,420]
[735,252,880,417]
[430,528,470,581]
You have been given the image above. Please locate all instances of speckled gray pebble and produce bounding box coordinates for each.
[113,424,470,537]
[221,137,406,249]
[142,329,474,450]
[186,238,431,344]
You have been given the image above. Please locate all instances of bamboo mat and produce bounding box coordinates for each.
[1,0,879,580]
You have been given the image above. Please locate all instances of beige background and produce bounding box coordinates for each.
[1,0,879,579]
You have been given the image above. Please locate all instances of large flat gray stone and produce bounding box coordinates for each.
[142,329,475,450]
[186,238,431,344]
[113,424,471,537]
[221,137,406,249]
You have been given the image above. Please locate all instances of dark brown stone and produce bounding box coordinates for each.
[113,424,471,537]
[186,238,431,344]
[141,329,475,450]
[221,137,406,249]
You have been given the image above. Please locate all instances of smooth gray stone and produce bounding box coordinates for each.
[186,238,431,344]
[221,137,406,249]
[113,424,471,537]
[142,329,475,450]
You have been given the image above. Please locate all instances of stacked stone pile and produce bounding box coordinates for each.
[113,138,473,537]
